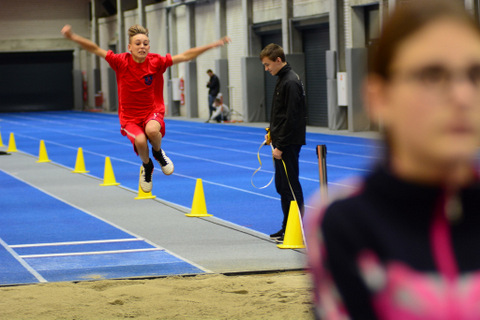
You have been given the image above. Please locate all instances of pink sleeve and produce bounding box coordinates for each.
[304,180,363,320]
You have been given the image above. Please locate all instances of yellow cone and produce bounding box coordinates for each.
[100,157,120,186]
[135,167,156,199]
[7,133,17,152]
[277,201,305,249]
[185,178,212,217]
[72,147,89,173]
[36,140,51,163]
[0,130,4,147]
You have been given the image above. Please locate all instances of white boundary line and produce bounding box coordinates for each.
[0,169,212,274]
[10,238,143,248]
[20,248,163,259]
[1,114,379,163]
[0,237,47,283]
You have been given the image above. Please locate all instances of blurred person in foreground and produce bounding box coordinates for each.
[305,1,480,319]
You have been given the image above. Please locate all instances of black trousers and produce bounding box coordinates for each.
[274,144,304,231]
[208,94,216,117]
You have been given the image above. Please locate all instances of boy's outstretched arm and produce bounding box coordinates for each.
[61,25,107,59]
[171,36,231,65]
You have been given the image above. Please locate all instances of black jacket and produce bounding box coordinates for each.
[207,74,220,97]
[269,63,307,151]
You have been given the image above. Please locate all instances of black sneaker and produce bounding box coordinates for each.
[152,148,174,175]
[140,159,154,193]
[270,229,284,240]
[275,234,284,243]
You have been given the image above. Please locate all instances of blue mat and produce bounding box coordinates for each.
[0,111,379,231]
[0,111,378,285]
[0,170,204,285]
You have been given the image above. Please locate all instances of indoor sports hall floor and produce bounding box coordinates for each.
[0,111,380,286]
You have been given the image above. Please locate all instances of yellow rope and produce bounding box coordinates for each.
[251,140,275,189]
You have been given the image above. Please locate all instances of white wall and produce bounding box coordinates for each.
[98,16,117,110]
[253,0,282,23]
[226,0,246,117]
[146,3,169,115]
[172,5,188,116]
[194,1,218,119]
[294,0,329,17]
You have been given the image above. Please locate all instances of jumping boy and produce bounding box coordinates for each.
[62,24,230,193]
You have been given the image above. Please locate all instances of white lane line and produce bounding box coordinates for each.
[20,248,163,259]
[0,237,47,283]
[1,169,211,274]
[10,238,143,248]
[1,116,379,160]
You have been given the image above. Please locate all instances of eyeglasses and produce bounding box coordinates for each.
[390,64,480,92]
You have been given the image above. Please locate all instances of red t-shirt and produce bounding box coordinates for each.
[105,51,172,126]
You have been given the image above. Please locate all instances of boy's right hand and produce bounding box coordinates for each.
[61,25,73,39]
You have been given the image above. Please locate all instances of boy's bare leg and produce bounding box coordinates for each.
[135,133,154,192]
[135,134,151,164]
[145,120,162,152]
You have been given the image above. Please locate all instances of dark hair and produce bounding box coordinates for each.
[207,69,213,74]
[369,0,480,80]
[259,43,286,62]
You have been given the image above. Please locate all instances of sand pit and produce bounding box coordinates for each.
[0,271,313,319]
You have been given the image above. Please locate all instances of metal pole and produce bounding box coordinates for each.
[316,144,328,198]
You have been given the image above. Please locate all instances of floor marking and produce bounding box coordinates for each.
[20,248,163,259]
[1,168,208,273]
[0,237,47,283]
[10,238,143,248]
[2,115,378,166]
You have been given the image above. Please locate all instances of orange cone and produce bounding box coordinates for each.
[185,179,212,217]
[100,157,120,186]
[0,130,4,147]
[72,147,89,173]
[277,201,305,249]
[37,140,51,163]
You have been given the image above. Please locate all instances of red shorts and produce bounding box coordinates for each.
[120,112,166,155]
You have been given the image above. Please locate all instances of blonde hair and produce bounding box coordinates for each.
[128,25,149,42]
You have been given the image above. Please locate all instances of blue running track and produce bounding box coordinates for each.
[0,111,380,285]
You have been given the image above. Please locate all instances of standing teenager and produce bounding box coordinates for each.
[305,1,480,319]
[260,44,307,244]
[62,24,230,192]
[206,69,220,119]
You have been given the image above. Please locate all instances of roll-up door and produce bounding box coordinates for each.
[0,51,73,112]
[303,24,329,126]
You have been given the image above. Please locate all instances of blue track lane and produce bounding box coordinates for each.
[0,170,204,285]
[0,111,378,234]
[0,111,379,284]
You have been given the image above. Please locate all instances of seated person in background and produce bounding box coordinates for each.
[208,96,230,123]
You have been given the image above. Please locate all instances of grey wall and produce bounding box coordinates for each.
[241,57,265,122]
[185,61,198,118]
[346,47,370,132]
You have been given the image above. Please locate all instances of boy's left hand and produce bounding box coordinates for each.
[61,25,73,39]
[214,36,231,47]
